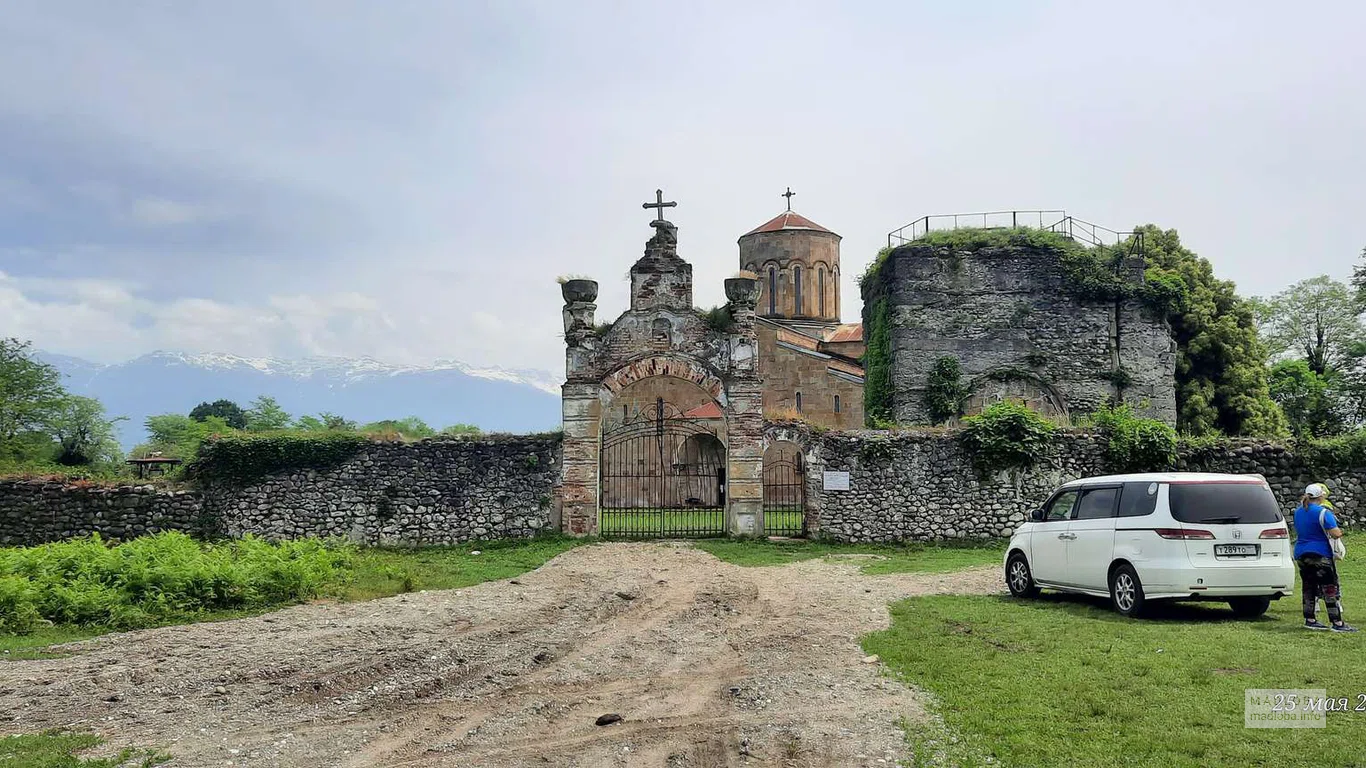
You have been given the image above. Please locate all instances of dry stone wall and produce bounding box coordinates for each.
[804,431,1364,543]
[0,481,206,545]
[0,435,560,547]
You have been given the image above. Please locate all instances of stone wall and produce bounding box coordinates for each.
[0,481,206,545]
[864,239,1178,426]
[0,435,560,547]
[803,431,1363,543]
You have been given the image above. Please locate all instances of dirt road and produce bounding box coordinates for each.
[0,542,1002,767]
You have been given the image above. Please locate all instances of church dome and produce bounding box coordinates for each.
[739,207,842,323]
[742,211,839,237]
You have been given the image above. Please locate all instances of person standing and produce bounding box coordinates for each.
[1293,483,1355,632]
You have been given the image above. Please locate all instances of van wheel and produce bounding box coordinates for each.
[1109,564,1146,618]
[1228,597,1272,618]
[1006,553,1040,598]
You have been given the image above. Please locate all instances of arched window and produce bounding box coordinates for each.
[767,267,776,315]
[818,268,826,316]
[794,266,803,315]
[796,391,803,412]
[834,394,841,413]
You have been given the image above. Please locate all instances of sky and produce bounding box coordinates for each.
[1,1,1363,375]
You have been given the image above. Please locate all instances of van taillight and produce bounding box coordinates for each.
[1154,528,1215,540]
[1259,527,1289,539]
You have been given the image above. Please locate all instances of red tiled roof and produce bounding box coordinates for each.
[823,323,864,343]
[742,211,837,237]
[682,402,725,419]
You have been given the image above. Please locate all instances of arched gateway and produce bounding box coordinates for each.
[558,193,766,537]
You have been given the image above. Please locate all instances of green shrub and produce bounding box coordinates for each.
[863,299,894,426]
[186,432,369,484]
[924,356,968,424]
[701,305,736,334]
[1300,429,1366,474]
[0,532,354,632]
[1089,404,1178,472]
[958,401,1059,476]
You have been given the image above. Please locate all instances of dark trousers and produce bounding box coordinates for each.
[1297,554,1343,623]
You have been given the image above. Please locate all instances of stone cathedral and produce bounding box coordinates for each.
[557,191,862,538]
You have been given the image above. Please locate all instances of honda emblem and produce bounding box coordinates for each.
[1233,530,1242,539]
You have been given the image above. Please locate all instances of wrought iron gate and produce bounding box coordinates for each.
[599,399,726,538]
[762,455,806,536]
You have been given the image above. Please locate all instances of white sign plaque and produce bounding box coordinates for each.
[823,471,851,491]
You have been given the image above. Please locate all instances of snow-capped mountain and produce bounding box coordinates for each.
[42,351,563,450]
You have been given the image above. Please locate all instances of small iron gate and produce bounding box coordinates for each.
[599,399,726,538]
[762,455,806,536]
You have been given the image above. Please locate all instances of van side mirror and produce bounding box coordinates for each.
[1031,507,1046,522]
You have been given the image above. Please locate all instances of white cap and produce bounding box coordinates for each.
[1305,483,1328,498]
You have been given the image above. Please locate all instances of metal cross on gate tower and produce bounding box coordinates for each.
[642,189,677,223]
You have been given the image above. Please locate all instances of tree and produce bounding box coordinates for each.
[0,338,66,444]
[1353,246,1366,311]
[1255,276,1365,375]
[243,396,291,431]
[1134,226,1287,437]
[50,396,125,466]
[1267,360,1346,438]
[361,417,436,439]
[441,423,482,436]
[294,412,355,431]
[189,399,247,429]
[142,413,234,459]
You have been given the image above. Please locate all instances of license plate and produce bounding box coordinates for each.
[1215,544,1259,557]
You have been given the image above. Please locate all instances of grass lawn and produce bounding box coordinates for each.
[864,566,1366,767]
[695,538,1004,573]
[2,536,583,659]
[598,509,727,538]
[0,731,166,767]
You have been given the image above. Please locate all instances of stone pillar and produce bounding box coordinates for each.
[724,276,764,536]
[560,279,602,536]
[560,382,601,536]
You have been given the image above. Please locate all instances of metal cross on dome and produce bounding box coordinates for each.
[642,189,677,223]
[782,187,795,211]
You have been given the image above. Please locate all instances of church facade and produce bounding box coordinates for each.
[556,192,863,538]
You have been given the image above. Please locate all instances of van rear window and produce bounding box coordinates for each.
[1168,482,1281,524]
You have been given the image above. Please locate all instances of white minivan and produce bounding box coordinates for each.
[1004,472,1295,618]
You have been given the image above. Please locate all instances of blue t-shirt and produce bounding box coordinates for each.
[1293,502,1339,559]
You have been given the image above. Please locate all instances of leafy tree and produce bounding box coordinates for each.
[0,338,66,444]
[1267,360,1346,438]
[141,413,235,459]
[361,417,436,439]
[189,399,247,429]
[243,396,292,431]
[1353,245,1366,311]
[441,423,482,436]
[293,413,356,431]
[1133,226,1287,437]
[1255,276,1364,376]
[50,396,125,466]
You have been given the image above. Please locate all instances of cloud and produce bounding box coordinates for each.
[128,197,227,227]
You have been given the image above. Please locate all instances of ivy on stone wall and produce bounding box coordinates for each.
[958,401,1060,476]
[1299,430,1366,475]
[924,357,968,424]
[186,432,370,485]
[1089,404,1178,472]
[863,299,894,426]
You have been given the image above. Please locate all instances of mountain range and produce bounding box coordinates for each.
[39,351,563,451]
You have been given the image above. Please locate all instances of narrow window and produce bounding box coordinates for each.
[794,266,803,314]
[834,394,841,413]
[623,404,629,419]
[819,268,826,316]
[767,267,776,314]
[796,392,803,412]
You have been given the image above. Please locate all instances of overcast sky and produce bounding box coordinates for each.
[2,1,1362,374]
